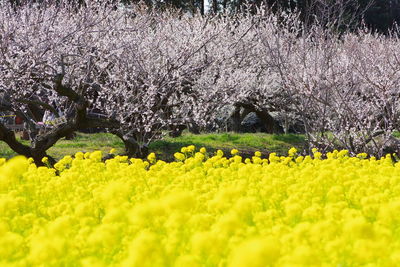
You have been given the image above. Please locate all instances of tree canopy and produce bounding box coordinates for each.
[9,0,397,32]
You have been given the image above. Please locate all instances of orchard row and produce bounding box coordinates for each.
[1,2,399,163]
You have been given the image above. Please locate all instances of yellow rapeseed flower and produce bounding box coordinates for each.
[147,153,156,163]
[41,157,49,164]
[0,147,398,266]
[254,151,262,157]
[174,152,185,161]
[231,149,239,155]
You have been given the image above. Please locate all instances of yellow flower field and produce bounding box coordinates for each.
[1,147,400,266]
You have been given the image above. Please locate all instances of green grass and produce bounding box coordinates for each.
[0,132,125,160]
[393,131,400,138]
[150,132,305,161]
[0,131,306,161]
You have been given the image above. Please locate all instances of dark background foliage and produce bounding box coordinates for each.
[8,0,400,33]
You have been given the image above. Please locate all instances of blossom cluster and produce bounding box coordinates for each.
[1,2,399,158]
[1,147,400,266]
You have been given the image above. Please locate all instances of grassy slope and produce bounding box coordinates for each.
[0,132,306,161]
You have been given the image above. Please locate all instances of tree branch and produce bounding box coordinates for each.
[0,122,32,156]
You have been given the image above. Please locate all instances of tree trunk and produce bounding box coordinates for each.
[254,109,284,134]
[169,124,186,138]
[0,110,120,166]
[122,137,148,158]
[31,149,56,167]
[222,0,227,12]
[212,0,218,14]
[112,130,149,158]
[199,0,204,15]
[229,105,242,132]
[235,103,284,134]
[0,123,56,166]
[188,122,200,134]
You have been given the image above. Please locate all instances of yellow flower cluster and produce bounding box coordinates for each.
[1,147,400,266]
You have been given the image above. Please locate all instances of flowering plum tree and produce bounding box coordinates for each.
[0,2,122,164]
[1,0,400,162]
[0,1,250,162]
[217,8,400,156]
[273,28,400,155]
[91,9,236,156]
